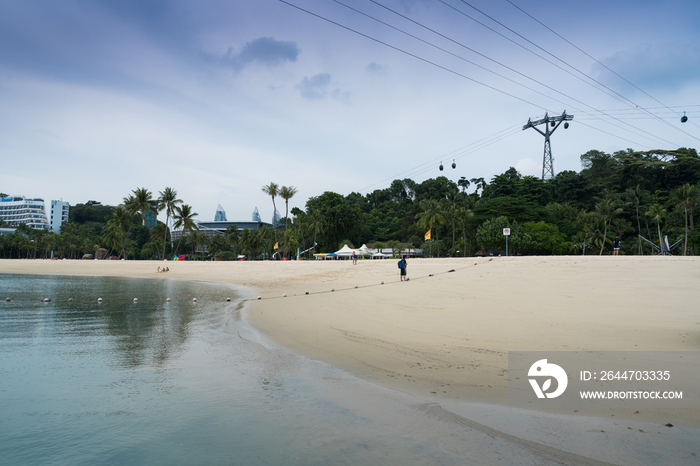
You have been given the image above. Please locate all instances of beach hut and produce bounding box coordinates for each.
[357,244,373,257]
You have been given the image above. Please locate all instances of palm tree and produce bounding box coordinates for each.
[595,196,621,255]
[279,185,298,258]
[307,210,323,257]
[445,189,460,251]
[455,206,473,256]
[670,184,699,255]
[172,204,199,257]
[579,210,596,256]
[125,188,159,243]
[624,185,649,255]
[415,199,445,257]
[261,183,280,251]
[225,224,240,257]
[647,203,667,251]
[105,206,132,259]
[158,187,182,260]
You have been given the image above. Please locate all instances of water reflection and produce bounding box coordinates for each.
[0,274,233,368]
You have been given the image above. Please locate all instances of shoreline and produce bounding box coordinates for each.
[1,256,699,429]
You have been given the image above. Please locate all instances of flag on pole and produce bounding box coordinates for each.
[424,230,431,240]
[274,242,279,250]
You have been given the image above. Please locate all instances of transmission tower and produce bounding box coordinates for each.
[522,111,573,180]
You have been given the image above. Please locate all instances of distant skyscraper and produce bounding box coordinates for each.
[272,208,281,226]
[214,204,227,222]
[252,207,261,222]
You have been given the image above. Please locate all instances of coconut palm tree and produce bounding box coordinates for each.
[158,187,182,260]
[455,205,474,256]
[670,184,700,255]
[646,203,667,251]
[624,185,649,255]
[279,185,298,258]
[445,189,460,250]
[172,204,199,257]
[415,199,446,257]
[307,210,323,257]
[576,210,596,256]
[261,182,280,251]
[125,188,159,244]
[595,196,622,255]
[105,206,132,259]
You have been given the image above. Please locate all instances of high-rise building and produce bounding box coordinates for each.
[49,200,70,233]
[252,207,261,222]
[0,196,50,230]
[214,204,227,222]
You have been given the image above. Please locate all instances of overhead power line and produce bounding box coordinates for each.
[445,0,700,142]
[356,0,677,146]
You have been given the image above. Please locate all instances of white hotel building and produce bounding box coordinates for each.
[0,197,69,233]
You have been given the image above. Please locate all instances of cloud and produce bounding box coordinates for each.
[367,62,385,74]
[295,74,351,101]
[221,37,299,71]
[595,43,700,91]
[296,73,331,100]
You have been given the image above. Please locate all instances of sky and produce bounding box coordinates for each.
[1,0,699,224]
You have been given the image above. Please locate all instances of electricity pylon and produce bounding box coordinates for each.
[523,111,573,180]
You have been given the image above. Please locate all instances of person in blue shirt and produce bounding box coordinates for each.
[399,255,407,281]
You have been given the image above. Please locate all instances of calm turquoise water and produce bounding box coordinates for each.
[0,274,504,466]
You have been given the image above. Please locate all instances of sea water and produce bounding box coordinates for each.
[1,274,697,465]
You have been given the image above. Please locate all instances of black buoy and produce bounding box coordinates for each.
[550,121,555,127]
[439,162,444,171]
[451,159,456,169]
[681,112,688,123]
[564,122,569,129]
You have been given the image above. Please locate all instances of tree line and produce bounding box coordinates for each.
[1,146,698,259]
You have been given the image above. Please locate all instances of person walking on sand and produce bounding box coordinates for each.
[398,255,407,281]
[613,234,621,256]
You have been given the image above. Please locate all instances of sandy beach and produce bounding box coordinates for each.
[2,256,699,430]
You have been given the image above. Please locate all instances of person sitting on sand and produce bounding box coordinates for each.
[398,255,407,281]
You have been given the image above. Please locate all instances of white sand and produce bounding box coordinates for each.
[2,256,699,429]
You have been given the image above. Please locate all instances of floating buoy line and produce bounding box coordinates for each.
[1,260,497,306]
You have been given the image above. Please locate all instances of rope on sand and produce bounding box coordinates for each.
[247,259,494,302]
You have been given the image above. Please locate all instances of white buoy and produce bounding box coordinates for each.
[283,293,287,297]
[331,288,335,292]
[226,298,231,302]
[166,298,171,302]
[192,298,197,302]
[133,298,138,303]
[381,281,384,285]
[305,291,309,295]
[5,297,10,302]
[98,298,103,303]
[474,262,477,265]
[429,273,434,277]
[43,298,50,303]
[354,285,358,289]
[257,296,261,300]
[68,298,73,303]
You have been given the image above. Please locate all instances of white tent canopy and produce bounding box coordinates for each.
[334,244,355,256]
[357,244,372,256]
